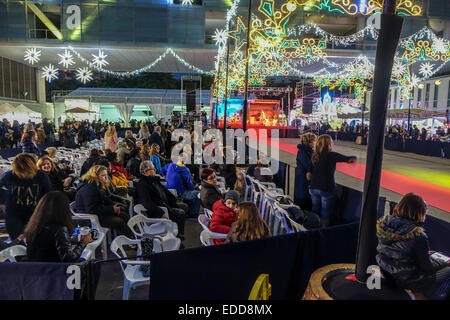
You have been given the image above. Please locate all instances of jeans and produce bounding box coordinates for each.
[310,188,336,220]
[181,190,201,216]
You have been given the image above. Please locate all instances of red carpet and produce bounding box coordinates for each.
[249,136,450,213]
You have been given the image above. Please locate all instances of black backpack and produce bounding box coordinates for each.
[139,237,154,277]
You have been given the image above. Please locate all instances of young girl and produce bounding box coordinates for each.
[225,201,271,244]
[376,193,450,300]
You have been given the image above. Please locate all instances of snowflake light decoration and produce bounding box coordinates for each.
[24,48,41,65]
[431,38,448,54]
[212,29,227,46]
[419,62,434,78]
[41,64,59,83]
[58,50,75,69]
[409,74,420,88]
[392,62,406,77]
[91,50,109,68]
[182,0,193,5]
[76,67,93,84]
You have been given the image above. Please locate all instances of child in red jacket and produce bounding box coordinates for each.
[210,190,240,244]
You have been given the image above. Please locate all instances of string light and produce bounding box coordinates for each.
[24,48,41,65]
[42,64,59,83]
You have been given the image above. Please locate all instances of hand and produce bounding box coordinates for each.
[80,234,93,245]
[348,157,357,163]
[113,204,121,214]
[63,177,73,187]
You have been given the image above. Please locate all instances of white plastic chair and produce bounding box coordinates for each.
[200,229,228,246]
[70,202,110,260]
[83,231,106,260]
[0,245,27,262]
[274,202,307,233]
[204,208,213,219]
[168,189,178,197]
[110,235,162,300]
[197,214,211,231]
[133,204,178,236]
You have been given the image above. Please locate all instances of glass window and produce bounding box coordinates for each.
[425,83,430,108]
[433,84,439,108]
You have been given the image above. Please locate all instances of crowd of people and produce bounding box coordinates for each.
[0,116,447,300]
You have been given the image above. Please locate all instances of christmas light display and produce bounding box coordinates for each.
[24,48,41,65]
[75,67,93,84]
[91,50,109,68]
[41,64,59,83]
[58,50,75,69]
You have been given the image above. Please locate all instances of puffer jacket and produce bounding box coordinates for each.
[210,199,237,244]
[27,225,86,263]
[376,215,447,289]
[74,182,115,217]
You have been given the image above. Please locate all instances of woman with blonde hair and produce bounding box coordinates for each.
[137,123,150,141]
[0,153,51,240]
[294,132,317,210]
[308,134,356,226]
[141,144,151,161]
[225,202,270,243]
[104,125,119,152]
[45,147,59,164]
[37,157,74,199]
[74,165,133,238]
[21,130,41,157]
[149,143,162,174]
[124,130,136,145]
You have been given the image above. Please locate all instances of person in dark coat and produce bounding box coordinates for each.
[21,130,41,157]
[199,167,223,211]
[0,153,52,240]
[25,191,92,262]
[136,161,187,237]
[37,156,75,201]
[210,190,240,245]
[148,126,165,155]
[80,149,102,177]
[74,165,133,238]
[376,193,450,300]
[126,148,142,178]
[308,134,356,227]
[294,132,317,210]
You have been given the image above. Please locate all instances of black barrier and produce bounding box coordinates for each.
[149,222,359,300]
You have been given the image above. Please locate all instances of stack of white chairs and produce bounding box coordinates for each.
[0,245,26,262]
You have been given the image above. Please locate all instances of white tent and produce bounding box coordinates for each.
[15,104,41,117]
[0,102,15,114]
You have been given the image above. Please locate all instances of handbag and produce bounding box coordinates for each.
[139,236,153,277]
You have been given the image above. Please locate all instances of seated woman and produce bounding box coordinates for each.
[37,156,75,201]
[21,130,41,157]
[126,148,142,178]
[225,201,271,244]
[141,144,152,161]
[136,161,187,238]
[124,130,136,145]
[199,167,223,211]
[106,151,132,185]
[80,149,102,177]
[149,143,162,175]
[210,190,240,245]
[25,191,92,262]
[376,193,450,300]
[74,165,133,238]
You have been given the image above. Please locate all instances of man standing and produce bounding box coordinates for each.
[149,126,165,155]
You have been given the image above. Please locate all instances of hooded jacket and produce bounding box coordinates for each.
[21,140,41,157]
[200,181,223,211]
[376,215,447,289]
[210,199,238,244]
[74,181,115,217]
[161,162,194,196]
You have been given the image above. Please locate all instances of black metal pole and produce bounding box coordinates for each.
[355,0,403,283]
[223,21,231,145]
[242,0,253,133]
[407,98,412,136]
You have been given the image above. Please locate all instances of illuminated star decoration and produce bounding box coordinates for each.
[24,48,41,65]
[392,62,406,77]
[212,29,227,46]
[91,50,109,68]
[58,50,75,69]
[419,62,434,77]
[76,67,93,84]
[181,0,193,5]
[41,64,59,83]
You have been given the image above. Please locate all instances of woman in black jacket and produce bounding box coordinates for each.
[136,161,187,237]
[0,153,52,240]
[24,191,92,262]
[376,193,450,300]
[21,130,41,157]
[294,132,317,210]
[308,134,356,227]
[199,167,223,211]
[74,165,133,238]
[80,149,102,176]
[37,156,75,201]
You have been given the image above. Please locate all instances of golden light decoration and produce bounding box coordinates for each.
[279,38,327,59]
